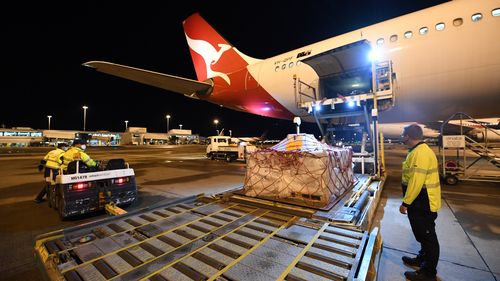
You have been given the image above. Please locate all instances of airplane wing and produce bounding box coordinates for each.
[83,61,213,99]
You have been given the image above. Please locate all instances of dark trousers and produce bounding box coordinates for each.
[408,208,440,276]
[36,168,59,201]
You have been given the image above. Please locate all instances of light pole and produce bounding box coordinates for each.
[213,119,219,135]
[82,106,88,131]
[179,124,183,130]
[47,115,52,130]
[124,120,129,131]
[166,115,171,133]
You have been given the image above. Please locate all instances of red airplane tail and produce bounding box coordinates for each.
[183,13,258,85]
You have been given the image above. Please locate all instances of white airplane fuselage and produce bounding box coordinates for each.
[240,0,500,124]
[85,0,500,131]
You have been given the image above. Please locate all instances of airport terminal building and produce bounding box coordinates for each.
[0,127,198,147]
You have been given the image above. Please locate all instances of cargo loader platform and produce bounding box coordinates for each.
[34,174,383,281]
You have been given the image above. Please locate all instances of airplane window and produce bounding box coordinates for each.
[376,38,384,46]
[282,64,286,70]
[390,35,398,42]
[296,60,302,66]
[419,27,429,35]
[275,66,279,72]
[435,22,445,31]
[453,18,463,26]
[404,31,413,39]
[492,8,500,17]
[289,62,294,68]
[471,13,483,22]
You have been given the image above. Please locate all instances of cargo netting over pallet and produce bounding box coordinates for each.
[242,134,355,209]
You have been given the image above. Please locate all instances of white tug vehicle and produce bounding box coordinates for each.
[47,158,137,219]
[206,136,257,162]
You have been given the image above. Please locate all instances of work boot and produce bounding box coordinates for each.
[34,198,45,203]
[402,255,422,267]
[404,270,437,281]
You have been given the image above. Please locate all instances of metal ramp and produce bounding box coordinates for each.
[35,194,381,281]
[440,112,500,185]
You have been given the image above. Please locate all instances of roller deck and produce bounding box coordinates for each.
[35,174,383,281]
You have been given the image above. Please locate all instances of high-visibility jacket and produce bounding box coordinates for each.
[42,148,65,169]
[61,147,97,170]
[402,142,441,212]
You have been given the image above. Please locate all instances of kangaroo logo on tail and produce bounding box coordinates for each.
[185,34,232,85]
[183,13,255,86]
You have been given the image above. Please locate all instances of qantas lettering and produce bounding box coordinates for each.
[296,50,311,58]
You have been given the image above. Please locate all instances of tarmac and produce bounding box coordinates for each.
[0,144,498,280]
[373,147,500,281]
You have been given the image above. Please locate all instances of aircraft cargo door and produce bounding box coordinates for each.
[302,40,373,99]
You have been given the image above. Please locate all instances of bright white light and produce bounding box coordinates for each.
[351,83,359,88]
[315,103,321,111]
[368,49,381,62]
[262,107,271,111]
[348,101,355,107]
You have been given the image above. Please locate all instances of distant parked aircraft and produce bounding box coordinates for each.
[379,117,500,142]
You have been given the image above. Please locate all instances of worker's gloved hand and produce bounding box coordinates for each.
[38,164,44,172]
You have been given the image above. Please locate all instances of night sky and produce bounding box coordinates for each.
[2,1,448,139]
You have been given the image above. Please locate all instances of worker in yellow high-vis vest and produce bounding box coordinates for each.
[35,142,69,203]
[399,124,441,281]
[61,139,97,171]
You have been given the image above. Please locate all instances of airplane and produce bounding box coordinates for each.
[378,118,500,143]
[83,0,500,142]
[447,118,500,142]
[216,128,269,144]
[378,123,440,141]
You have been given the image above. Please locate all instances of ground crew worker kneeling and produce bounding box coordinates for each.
[61,139,97,172]
[35,142,69,203]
